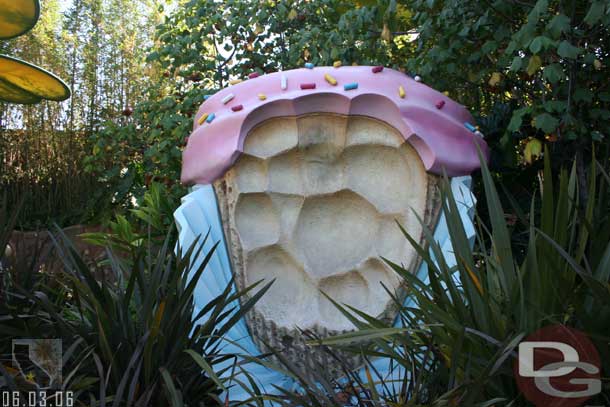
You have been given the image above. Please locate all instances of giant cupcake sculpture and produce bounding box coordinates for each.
[175,64,488,400]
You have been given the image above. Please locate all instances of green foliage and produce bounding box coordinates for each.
[0,129,109,228]
[81,182,178,255]
[0,185,271,406]
[1,0,165,228]
[46,229,267,405]
[407,0,609,169]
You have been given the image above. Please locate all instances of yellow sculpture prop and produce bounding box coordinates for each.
[0,0,39,40]
[0,0,70,104]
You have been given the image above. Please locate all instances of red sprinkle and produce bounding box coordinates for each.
[185,136,189,143]
[436,100,445,109]
[372,66,384,73]
[300,83,316,90]
[231,104,243,112]
[248,72,260,79]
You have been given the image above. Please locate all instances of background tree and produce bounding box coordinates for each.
[0,0,163,228]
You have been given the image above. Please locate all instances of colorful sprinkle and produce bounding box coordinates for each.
[197,113,209,125]
[258,93,267,100]
[436,100,445,109]
[221,93,235,104]
[343,82,358,91]
[372,66,384,73]
[475,130,484,138]
[414,75,422,82]
[324,73,337,86]
[229,79,242,85]
[464,122,477,132]
[398,85,406,98]
[248,72,261,79]
[333,60,342,68]
[231,104,243,112]
[205,113,216,123]
[281,75,287,90]
[304,62,315,69]
[185,136,189,143]
[300,83,316,90]
[443,91,449,96]
[204,95,212,100]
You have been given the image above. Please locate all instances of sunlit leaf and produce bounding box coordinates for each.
[381,23,391,42]
[526,55,542,76]
[0,0,39,40]
[488,72,502,87]
[524,138,542,164]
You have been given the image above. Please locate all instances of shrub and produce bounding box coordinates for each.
[0,129,106,228]
[0,186,272,406]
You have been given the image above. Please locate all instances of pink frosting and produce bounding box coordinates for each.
[181,66,488,185]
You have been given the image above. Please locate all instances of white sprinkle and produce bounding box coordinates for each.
[475,130,484,138]
[281,75,287,90]
[414,75,422,82]
[221,93,235,104]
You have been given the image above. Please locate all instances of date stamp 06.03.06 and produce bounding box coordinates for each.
[1,391,74,407]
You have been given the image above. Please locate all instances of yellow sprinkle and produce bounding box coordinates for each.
[398,85,405,98]
[229,79,242,85]
[333,60,342,68]
[324,73,337,86]
[197,113,209,125]
[258,93,267,100]
[443,91,449,96]
[352,62,358,66]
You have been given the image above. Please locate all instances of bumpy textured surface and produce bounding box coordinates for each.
[181,66,488,185]
[213,114,441,372]
[216,113,431,331]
